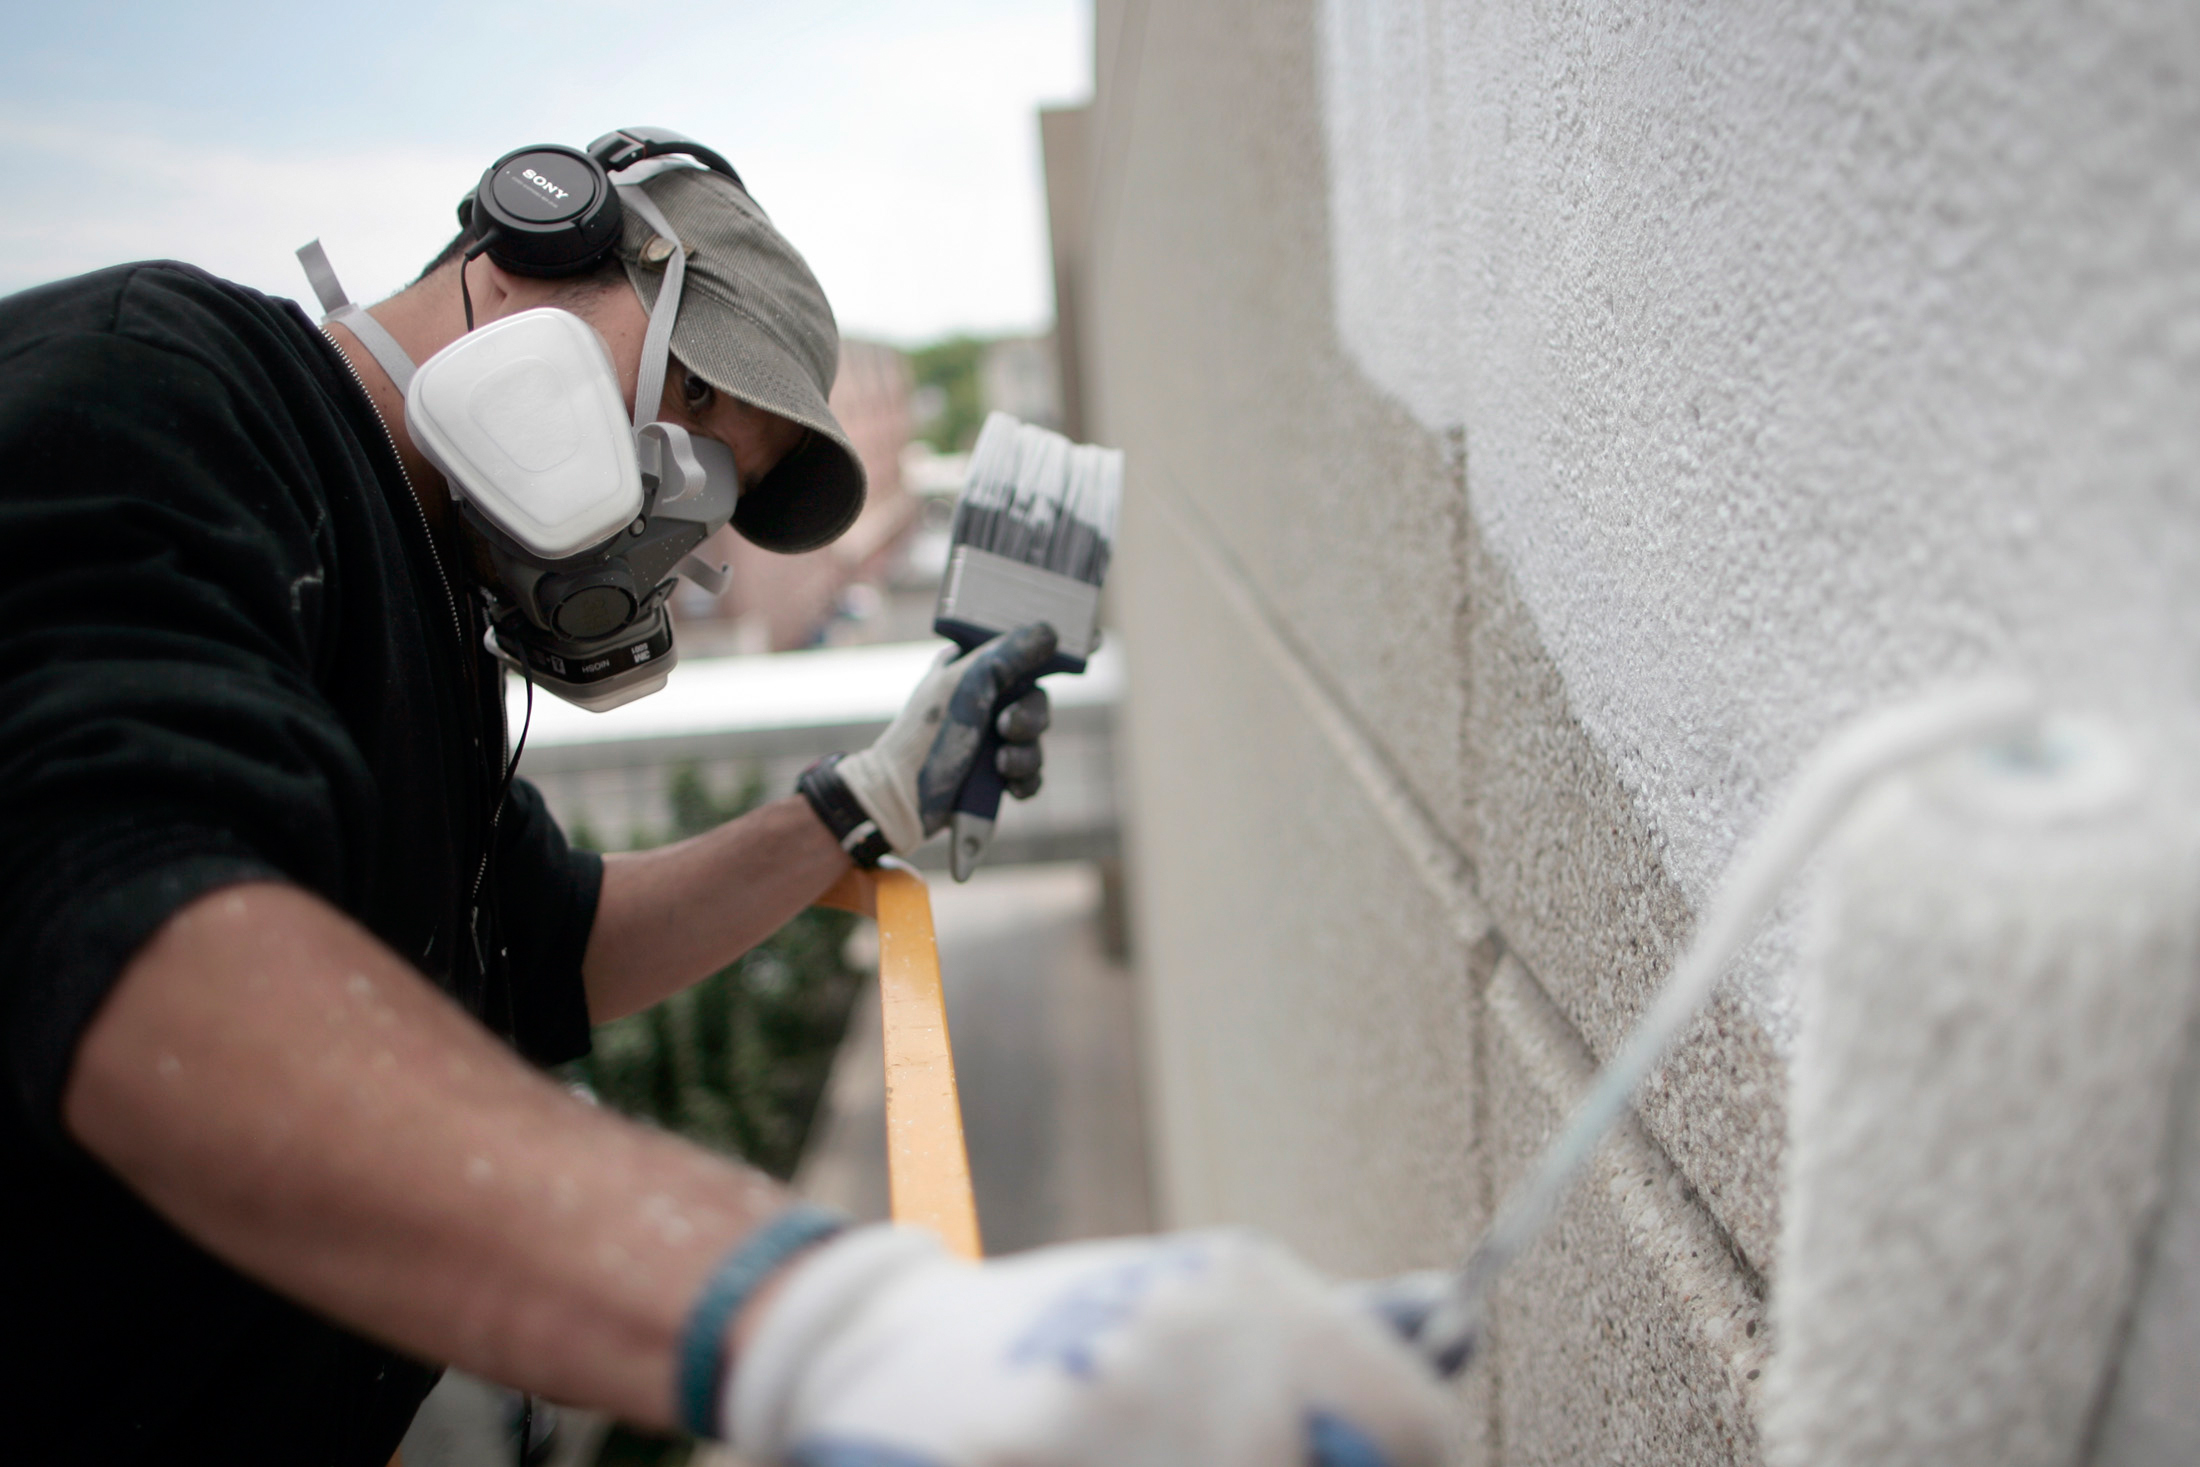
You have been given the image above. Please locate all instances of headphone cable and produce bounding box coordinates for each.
[460,234,497,331]
[467,664,534,987]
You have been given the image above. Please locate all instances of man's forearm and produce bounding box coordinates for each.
[582,793,850,1023]
[64,881,792,1431]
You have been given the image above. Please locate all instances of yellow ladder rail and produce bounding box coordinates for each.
[815,864,983,1260]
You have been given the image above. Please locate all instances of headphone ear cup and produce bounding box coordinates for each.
[468,144,623,277]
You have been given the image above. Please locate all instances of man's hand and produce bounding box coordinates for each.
[723,1227,1451,1467]
[827,624,1058,857]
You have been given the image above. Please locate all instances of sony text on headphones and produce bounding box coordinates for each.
[299,128,751,713]
[456,129,746,278]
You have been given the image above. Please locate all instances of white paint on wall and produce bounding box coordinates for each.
[1317,0,1464,434]
[1317,0,2200,955]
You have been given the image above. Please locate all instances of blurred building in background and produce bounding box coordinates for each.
[668,340,919,655]
[976,334,1063,432]
[673,340,921,656]
[1052,3,2200,1465]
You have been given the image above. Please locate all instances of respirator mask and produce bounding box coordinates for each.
[299,128,749,712]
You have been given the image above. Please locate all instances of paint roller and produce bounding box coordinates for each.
[1386,679,2082,1375]
[1763,715,2200,1465]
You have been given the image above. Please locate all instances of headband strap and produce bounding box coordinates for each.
[295,239,418,393]
[616,183,688,433]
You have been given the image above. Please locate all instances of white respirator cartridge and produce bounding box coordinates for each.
[405,309,645,560]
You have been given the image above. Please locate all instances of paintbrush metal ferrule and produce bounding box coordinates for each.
[934,545,1102,669]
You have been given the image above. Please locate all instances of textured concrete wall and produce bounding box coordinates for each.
[1077,1,2200,1462]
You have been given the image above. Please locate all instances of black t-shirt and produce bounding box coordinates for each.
[0,263,603,1466]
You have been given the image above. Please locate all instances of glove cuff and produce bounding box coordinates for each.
[722,1224,950,1457]
[676,1204,848,1438]
[828,744,929,856]
[797,754,895,867]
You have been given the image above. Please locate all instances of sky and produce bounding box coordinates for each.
[0,0,1089,343]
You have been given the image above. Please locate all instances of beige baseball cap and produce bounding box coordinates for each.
[613,165,866,554]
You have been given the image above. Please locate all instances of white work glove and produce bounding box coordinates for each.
[826,624,1056,856]
[723,1226,1451,1467]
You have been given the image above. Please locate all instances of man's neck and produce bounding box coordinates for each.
[323,269,472,534]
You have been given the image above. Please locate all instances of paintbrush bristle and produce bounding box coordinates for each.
[934,413,1123,666]
[948,412,1122,586]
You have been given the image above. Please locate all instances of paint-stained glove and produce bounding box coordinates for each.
[721,1226,1450,1467]
[802,624,1056,862]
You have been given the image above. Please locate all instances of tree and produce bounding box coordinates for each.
[907,334,992,453]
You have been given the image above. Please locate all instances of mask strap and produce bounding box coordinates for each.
[616,183,686,432]
[295,240,418,394]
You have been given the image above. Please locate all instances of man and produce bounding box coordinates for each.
[0,135,1447,1465]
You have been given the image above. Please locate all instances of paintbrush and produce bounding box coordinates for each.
[933,412,1123,880]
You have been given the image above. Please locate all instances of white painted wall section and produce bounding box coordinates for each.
[1318,1,2200,960]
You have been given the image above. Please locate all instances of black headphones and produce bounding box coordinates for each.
[456,127,746,279]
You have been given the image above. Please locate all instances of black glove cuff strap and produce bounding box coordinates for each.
[798,753,892,869]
